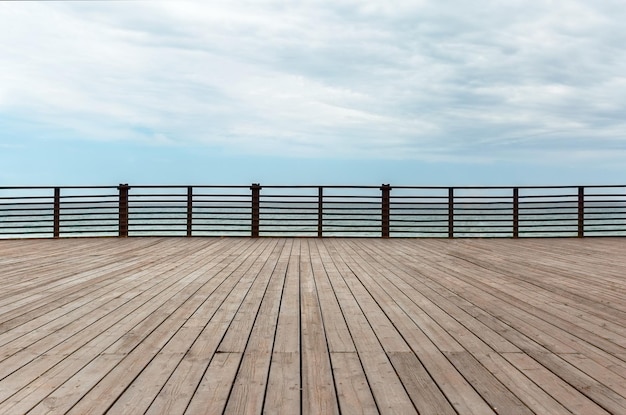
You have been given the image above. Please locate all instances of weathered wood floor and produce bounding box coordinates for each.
[0,237,625,414]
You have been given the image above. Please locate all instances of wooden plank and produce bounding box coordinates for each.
[271,241,300,355]
[3,354,123,415]
[183,239,283,414]
[223,239,290,415]
[328,239,494,415]
[324,240,418,415]
[299,240,339,415]
[263,240,300,415]
[382,239,622,414]
[216,239,281,352]
[446,351,534,415]
[263,352,300,415]
[402,246,626,407]
[0,238,180,308]
[524,350,626,414]
[0,239,225,357]
[144,240,276,415]
[0,240,242,408]
[438,243,626,359]
[311,241,379,414]
[23,240,256,414]
[72,239,269,413]
[183,352,242,415]
[386,239,624,344]
[330,352,378,415]
[347,239,577,414]
[503,352,612,415]
[310,239,355,352]
[387,352,457,415]
[349,239,520,354]
[0,238,227,331]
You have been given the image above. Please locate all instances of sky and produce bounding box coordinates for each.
[1,0,626,186]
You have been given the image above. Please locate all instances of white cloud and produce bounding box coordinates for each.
[1,0,626,162]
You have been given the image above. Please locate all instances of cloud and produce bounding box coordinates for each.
[1,0,626,163]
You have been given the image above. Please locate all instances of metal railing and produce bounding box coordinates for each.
[1,184,626,238]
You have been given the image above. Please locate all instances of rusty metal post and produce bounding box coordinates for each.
[118,184,130,237]
[448,187,454,238]
[578,186,584,238]
[187,186,193,237]
[318,186,323,238]
[53,187,60,238]
[513,187,519,238]
[381,184,391,238]
[251,183,261,237]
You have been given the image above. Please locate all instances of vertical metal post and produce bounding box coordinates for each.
[53,187,60,238]
[318,186,323,238]
[448,187,454,238]
[187,186,193,237]
[381,184,391,238]
[513,187,519,238]
[578,186,584,238]
[118,184,130,237]
[251,183,261,237]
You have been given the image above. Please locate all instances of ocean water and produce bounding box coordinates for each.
[2,203,626,238]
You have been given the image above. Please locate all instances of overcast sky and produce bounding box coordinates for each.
[1,0,626,185]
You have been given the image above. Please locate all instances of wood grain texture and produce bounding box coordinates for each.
[0,237,625,414]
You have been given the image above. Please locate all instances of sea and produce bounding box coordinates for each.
[2,203,626,238]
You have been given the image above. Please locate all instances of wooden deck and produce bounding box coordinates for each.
[0,237,625,414]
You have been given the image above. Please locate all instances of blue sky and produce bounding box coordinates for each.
[1,0,626,186]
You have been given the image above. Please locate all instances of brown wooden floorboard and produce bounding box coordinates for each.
[0,237,625,414]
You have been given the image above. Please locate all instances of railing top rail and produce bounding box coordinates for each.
[3,184,626,191]
[129,185,252,189]
[257,185,381,189]
[392,184,626,190]
[0,186,118,190]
